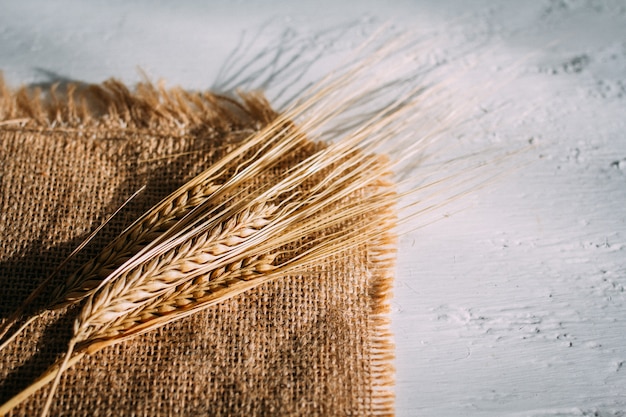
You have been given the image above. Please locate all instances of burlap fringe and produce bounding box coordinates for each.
[0,75,398,416]
[367,209,397,417]
[0,73,277,134]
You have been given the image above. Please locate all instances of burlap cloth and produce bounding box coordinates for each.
[0,79,395,416]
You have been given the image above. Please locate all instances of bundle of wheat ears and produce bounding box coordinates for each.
[0,40,499,416]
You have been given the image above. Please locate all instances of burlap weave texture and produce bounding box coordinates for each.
[0,82,395,416]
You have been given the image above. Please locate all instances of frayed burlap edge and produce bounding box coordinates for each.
[367,219,397,416]
[0,73,278,134]
[0,76,397,416]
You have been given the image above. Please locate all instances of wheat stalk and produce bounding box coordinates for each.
[0,78,326,348]
[73,203,277,341]
[0,180,222,350]
[98,253,278,340]
[0,79,419,415]
[56,180,223,305]
[81,187,397,352]
[0,112,312,350]
[1,39,461,416]
[0,121,398,416]
[0,99,315,347]
[0,191,395,417]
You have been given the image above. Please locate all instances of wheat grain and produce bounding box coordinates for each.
[54,180,222,306]
[0,180,222,349]
[72,203,277,341]
[98,253,277,340]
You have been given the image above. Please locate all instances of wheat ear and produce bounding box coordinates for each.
[0,186,145,346]
[73,133,397,349]
[0,187,395,417]
[0,125,397,415]
[0,39,444,415]
[84,191,399,352]
[0,38,404,343]
[98,253,278,340]
[73,203,277,342]
[0,181,221,351]
[0,106,309,351]
[55,180,222,305]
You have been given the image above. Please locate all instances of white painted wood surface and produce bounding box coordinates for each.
[2,1,625,416]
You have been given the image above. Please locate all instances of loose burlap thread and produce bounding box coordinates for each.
[0,79,395,416]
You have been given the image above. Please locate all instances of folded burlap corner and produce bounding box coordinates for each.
[0,79,395,416]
